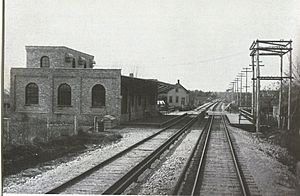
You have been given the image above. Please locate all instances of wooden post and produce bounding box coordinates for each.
[94,116,98,132]
[240,73,243,107]
[7,119,10,143]
[242,67,252,108]
[236,78,239,106]
[74,115,77,135]
[278,55,283,129]
[245,70,248,107]
[256,41,261,132]
[288,42,292,130]
[46,117,49,141]
[251,56,256,120]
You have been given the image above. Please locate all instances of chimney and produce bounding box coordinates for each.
[177,79,180,84]
[129,73,134,78]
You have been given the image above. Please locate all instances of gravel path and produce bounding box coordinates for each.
[3,127,160,194]
[228,125,298,196]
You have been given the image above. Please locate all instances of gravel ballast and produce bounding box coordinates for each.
[228,125,298,196]
[4,115,299,195]
[129,122,205,195]
[3,127,160,194]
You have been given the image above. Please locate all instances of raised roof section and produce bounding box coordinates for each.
[25,46,95,69]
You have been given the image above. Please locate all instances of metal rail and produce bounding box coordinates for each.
[172,101,219,195]
[47,103,213,194]
[46,113,188,194]
[102,112,205,195]
[190,115,214,196]
[222,115,250,196]
[172,116,211,195]
[174,113,250,195]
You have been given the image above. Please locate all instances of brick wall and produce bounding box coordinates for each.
[26,46,94,69]
[11,68,122,127]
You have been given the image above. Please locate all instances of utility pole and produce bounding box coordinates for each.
[235,78,240,106]
[278,55,283,129]
[231,81,235,103]
[242,68,252,108]
[288,41,292,131]
[249,61,263,119]
[250,56,256,119]
[256,41,261,132]
[237,73,244,107]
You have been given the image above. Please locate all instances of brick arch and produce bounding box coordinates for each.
[58,83,71,106]
[92,84,106,107]
[40,56,50,67]
[25,83,39,104]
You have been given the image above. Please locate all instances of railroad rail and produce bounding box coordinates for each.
[173,113,250,195]
[46,103,213,194]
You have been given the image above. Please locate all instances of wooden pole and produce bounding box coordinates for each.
[252,56,256,120]
[242,68,252,108]
[256,41,261,132]
[236,78,239,106]
[240,74,243,107]
[278,55,283,129]
[245,70,248,107]
[288,42,292,130]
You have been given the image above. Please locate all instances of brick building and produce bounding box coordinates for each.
[9,46,157,142]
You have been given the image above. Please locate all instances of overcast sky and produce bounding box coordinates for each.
[4,0,300,91]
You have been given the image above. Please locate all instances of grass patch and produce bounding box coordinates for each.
[3,131,122,176]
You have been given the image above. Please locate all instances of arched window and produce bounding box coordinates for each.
[92,84,105,107]
[40,56,50,67]
[25,83,39,104]
[58,84,71,106]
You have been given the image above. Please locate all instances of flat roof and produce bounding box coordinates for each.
[25,45,94,57]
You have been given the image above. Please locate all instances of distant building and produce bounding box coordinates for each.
[157,80,190,110]
[9,46,157,142]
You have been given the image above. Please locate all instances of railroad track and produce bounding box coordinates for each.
[46,103,213,194]
[173,114,250,196]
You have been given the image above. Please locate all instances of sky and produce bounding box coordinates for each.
[4,0,300,91]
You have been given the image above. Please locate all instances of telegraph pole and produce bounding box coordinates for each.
[288,41,292,131]
[231,81,235,103]
[278,55,283,128]
[242,68,252,108]
[251,56,256,118]
[256,41,261,132]
[237,73,244,107]
[235,78,240,106]
[249,59,263,124]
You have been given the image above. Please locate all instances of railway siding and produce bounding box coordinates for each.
[59,128,181,194]
[126,117,208,195]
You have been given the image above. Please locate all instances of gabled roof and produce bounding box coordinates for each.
[121,76,157,94]
[156,80,189,94]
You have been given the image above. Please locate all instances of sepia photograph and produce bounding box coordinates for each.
[1,0,300,195]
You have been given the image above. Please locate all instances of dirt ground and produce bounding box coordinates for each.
[255,126,300,173]
[3,131,122,176]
